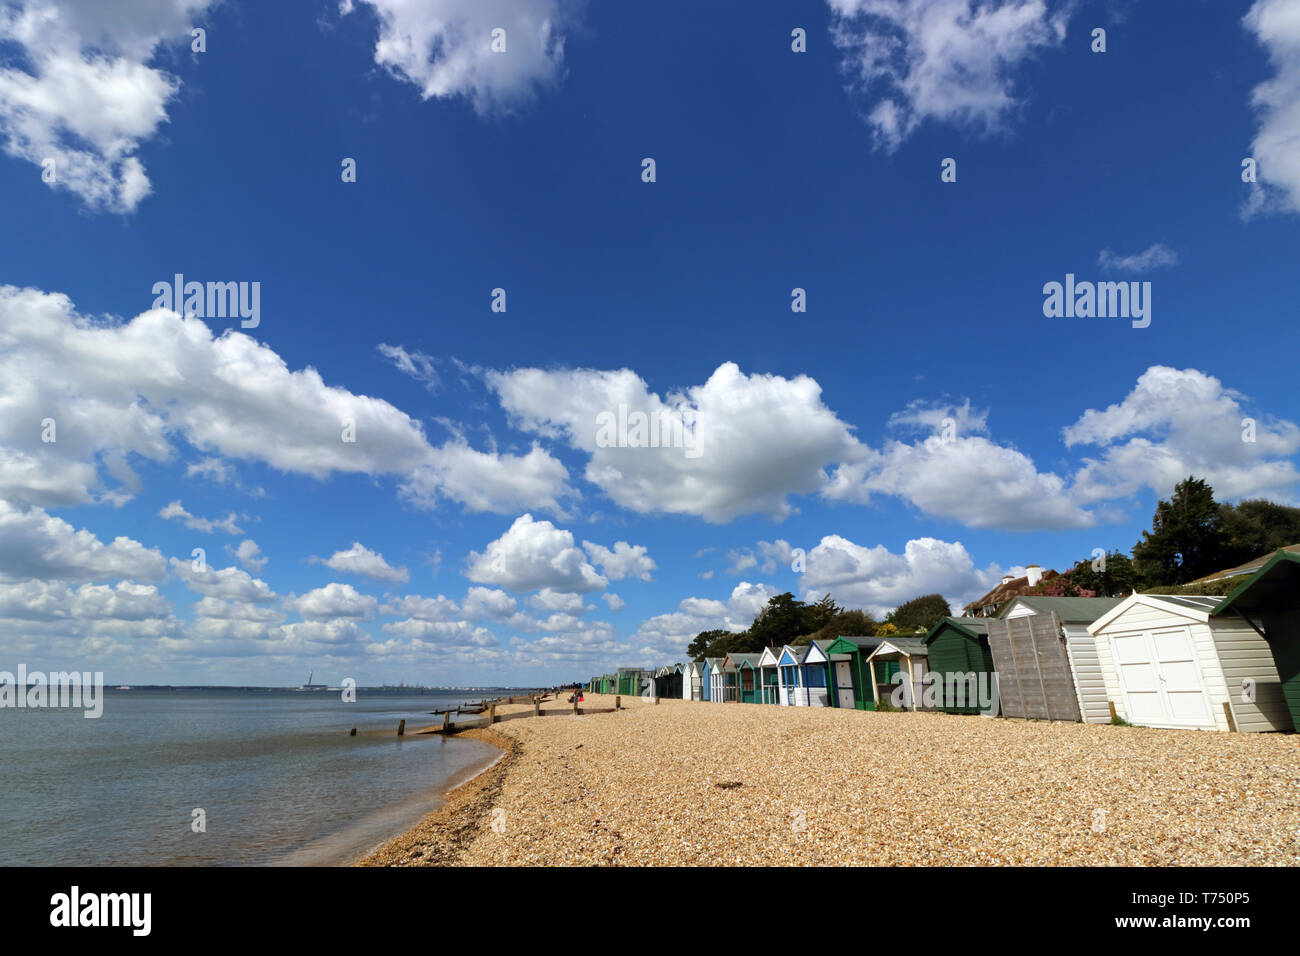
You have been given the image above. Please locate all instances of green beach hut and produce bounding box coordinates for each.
[1212,549,1300,730]
[922,617,996,715]
[822,636,880,710]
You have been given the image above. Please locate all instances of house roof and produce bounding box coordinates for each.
[962,569,1060,615]
[922,616,991,644]
[998,595,1124,625]
[725,652,761,668]
[1212,549,1300,616]
[757,646,782,665]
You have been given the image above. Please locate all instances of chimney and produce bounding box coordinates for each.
[1026,564,1042,587]
[1001,574,1014,585]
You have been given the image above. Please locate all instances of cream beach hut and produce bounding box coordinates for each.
[1087,593,1293,732]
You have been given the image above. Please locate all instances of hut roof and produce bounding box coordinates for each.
[998,595,1122,624]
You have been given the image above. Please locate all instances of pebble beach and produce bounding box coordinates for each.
[359,693,1300,867]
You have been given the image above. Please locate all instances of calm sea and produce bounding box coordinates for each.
[0,688,512,866]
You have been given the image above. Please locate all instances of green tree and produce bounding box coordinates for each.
[1217,499,1300,567]
[1132,477,1222,585]
[747,592,816,651]
[886,594,952,633]
[686,629,731,661]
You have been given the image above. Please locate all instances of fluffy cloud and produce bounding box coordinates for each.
[159,499,245,535]
[0,579,170,621]
[1243,0,1300,215]
[824,434,1092,530]
[489,362,860,522]
[602,592,625,612]
[1064,366,1300,504]
[581,540,655,582]
[0,499,166,582]
[527,588,587,614]
[633,581,776,659]
[229,539,266,574]
[800,534,999,618]
[828,0,1069,150]
[0,285,571,515]
[283,582,378,621]
[1097,243,1179,272]
[309,542,408,582]
[0,0,214,211]
[346,0,575,114]
[169,558,276,603]
[465,514,607,593]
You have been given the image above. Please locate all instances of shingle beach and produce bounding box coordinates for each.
[359,693,1300,866]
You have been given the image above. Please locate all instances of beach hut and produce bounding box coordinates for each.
[865,638,929,710]
[723,652,761,703]
[822,636,882,710]
[653,664,682,699]
[922,618,996,715]
[617,667,650,697]
[687,661,704,700]
[998,596,1123,723]
[707,657,725,703]
[776,644,831,707]
[1211,549,1300,730]
[1088,593,1293,732]
[681,661,695,700]
[757,646,782,704]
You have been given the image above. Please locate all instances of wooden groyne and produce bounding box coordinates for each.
[421,692,623,735]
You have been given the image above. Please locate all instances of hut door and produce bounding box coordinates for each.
[1112,626,1214,729]
[834,661,854,708]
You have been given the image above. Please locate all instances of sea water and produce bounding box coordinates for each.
[0,688,505,866]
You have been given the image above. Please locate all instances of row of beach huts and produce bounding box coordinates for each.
[586,550,1300,733]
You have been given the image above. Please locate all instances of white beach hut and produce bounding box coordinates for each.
[1087,593,1293,732]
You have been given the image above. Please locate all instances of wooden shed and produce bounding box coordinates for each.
[1088,593,1293,732]
[997,596,1122,722]
[922,617,996,715]
[865,638,929,710]
[1212,549,1300,730]
[757,646,782,704]
[821,636,880,709]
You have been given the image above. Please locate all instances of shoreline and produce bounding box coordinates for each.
[355,727,518,866]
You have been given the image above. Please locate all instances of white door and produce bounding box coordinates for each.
[834,661,854,708]
[1111,627,1214,729]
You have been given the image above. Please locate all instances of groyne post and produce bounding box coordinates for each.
[397,719,406,736]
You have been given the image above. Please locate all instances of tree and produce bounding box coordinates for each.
[686,629,731,661]
[1029,550,1139,598]
[1217,499,1300,567]
[1132,477,1222,585]
[748,592,818,651]
[886,594,951,633]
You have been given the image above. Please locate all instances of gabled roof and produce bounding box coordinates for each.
[1212,549,1300,616]
[757,646,782,666]
[867,637,928,659]
[824,635,882,655]
[1087,593,1223,635]
[723,652,760,669]
[998,595,1123,625]
[922,616,990,645]
[777,644,806,666]
[804,640,831,664]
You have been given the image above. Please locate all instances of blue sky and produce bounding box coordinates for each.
[1,0,1298,686]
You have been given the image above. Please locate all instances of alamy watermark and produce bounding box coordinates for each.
[1042,273,1150,329]
[152,274,260,329]
[595,404,703,459]
[0,666,103,718]
[890,669,999,715]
